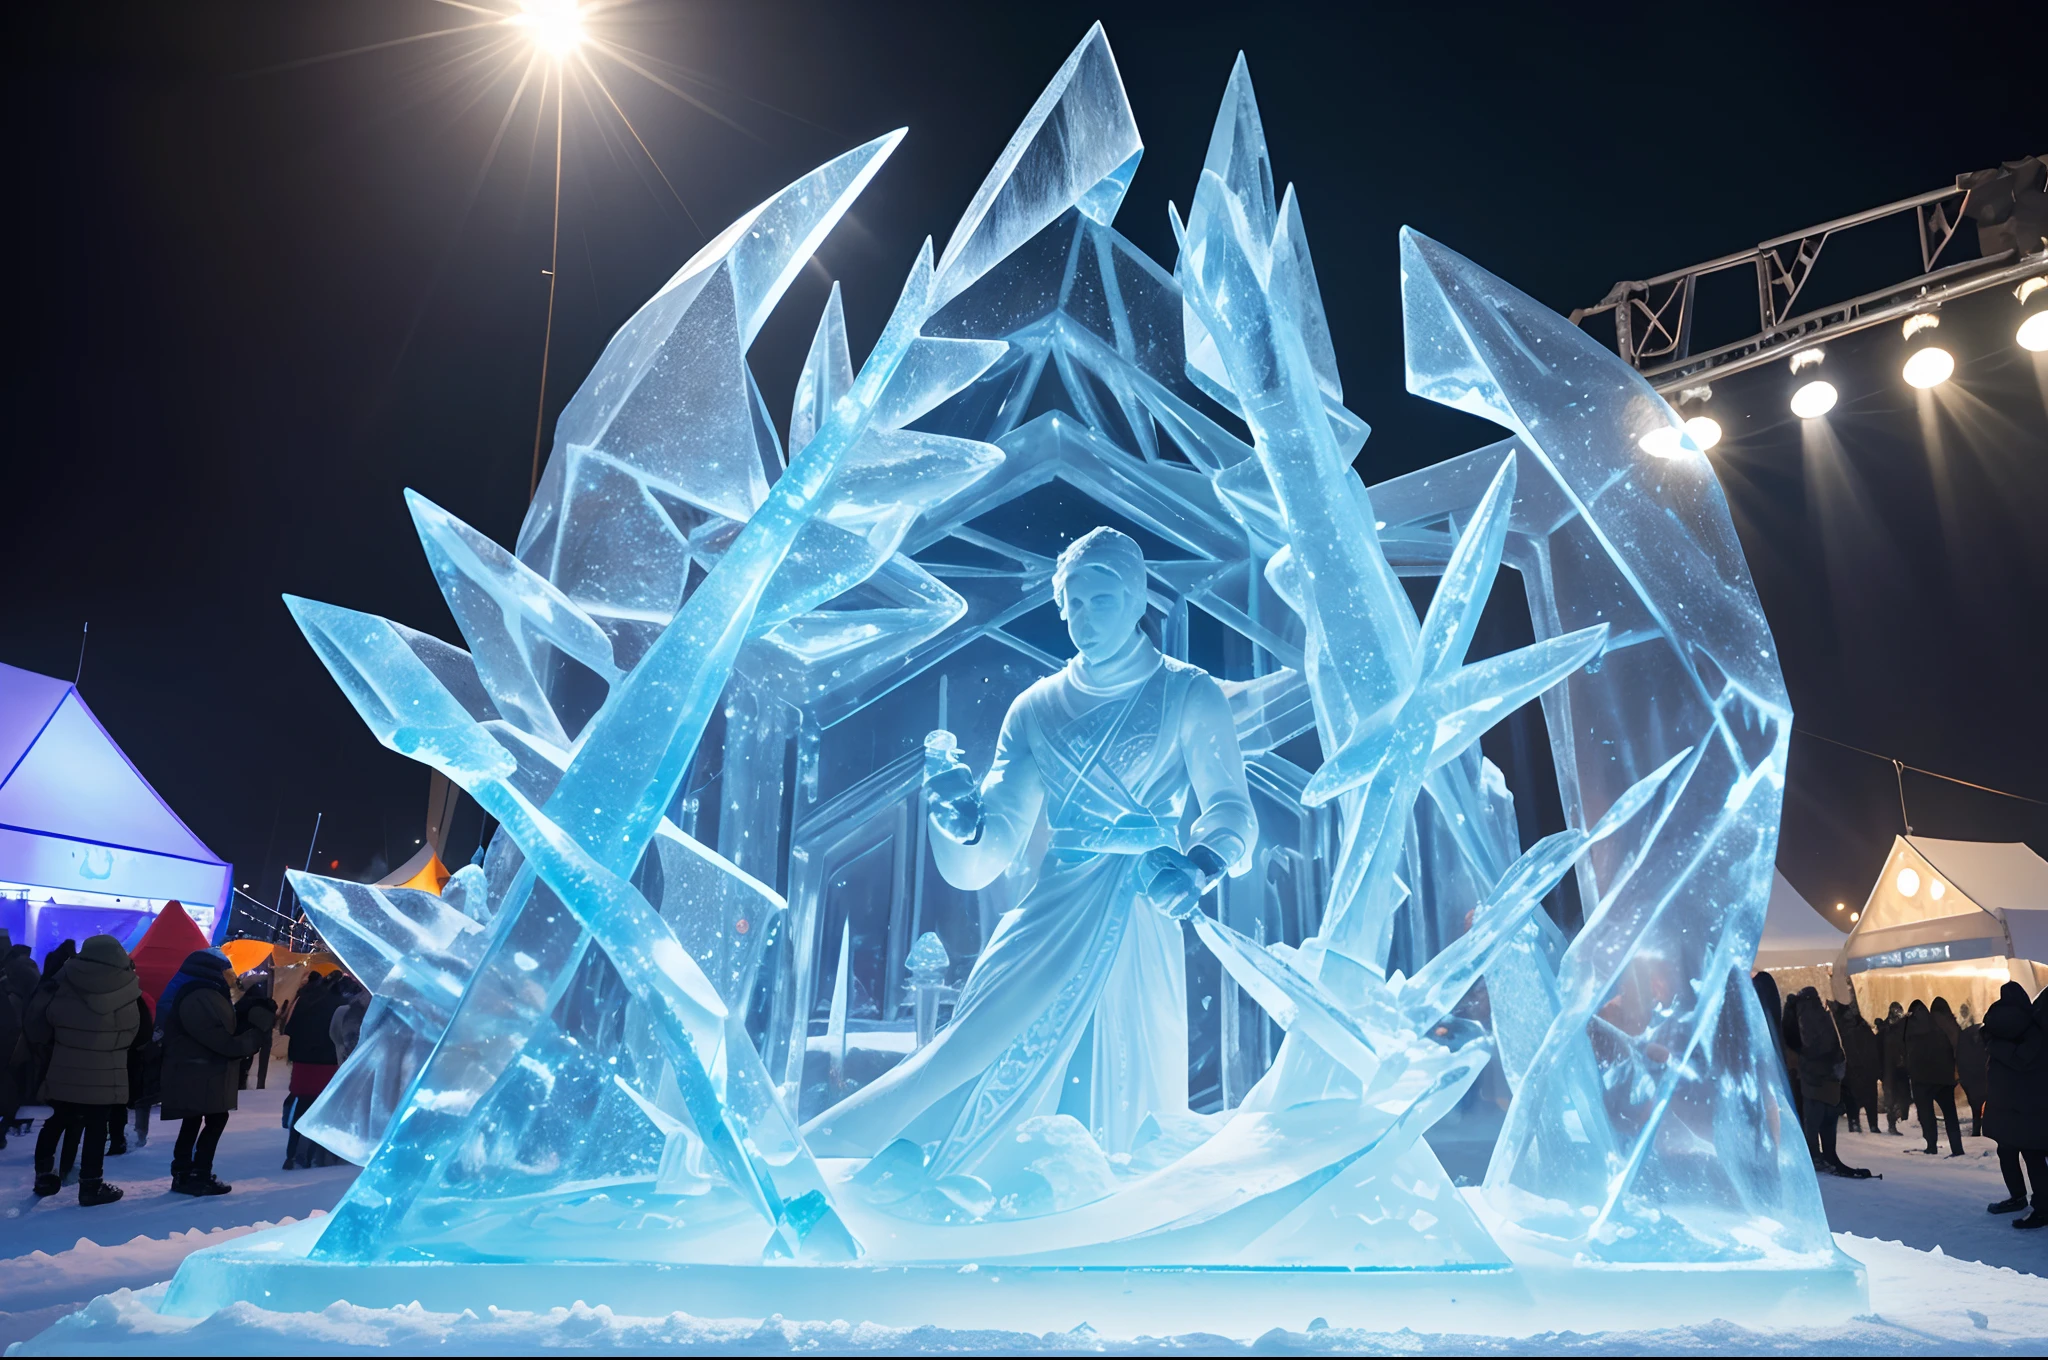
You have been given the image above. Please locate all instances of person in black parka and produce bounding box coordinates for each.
[1905,998,1966,1156]
[1984,981,2048,1227]
[1879,1001,1911,1134]
[159,949,274,1196]
[1784,987,1871,1177]
[1957,1001,1991,1139]
[22,935,140,1205]
[110,993,159,1154]
[1752,973,1799,1123]
[1834,1000,1883,1135]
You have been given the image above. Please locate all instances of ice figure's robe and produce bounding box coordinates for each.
[804,640,1256,1177]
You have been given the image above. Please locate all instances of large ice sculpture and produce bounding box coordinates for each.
[216,20,1846,1313]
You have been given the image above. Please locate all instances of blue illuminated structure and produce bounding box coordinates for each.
[164,26,1863,1333]
[0,661,228,957]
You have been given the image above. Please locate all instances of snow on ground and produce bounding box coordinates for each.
[0,1086,358,1352]
[1814,1117,2047,1277]
[2,1096,2046,1355]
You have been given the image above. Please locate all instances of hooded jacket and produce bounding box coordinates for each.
[22,934,142,1105]
[159,950,272,1120]
[1984,981,2048,1150]
[1903,999,1957,1084]
[1880,1003,1908,1074]
[1790,988,1846,1104]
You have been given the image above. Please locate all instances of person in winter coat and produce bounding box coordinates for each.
[1984,981,2048,1228]
[109,994,158,1154]
[0,934,20,1151]
[159,949,274,1196]
[282,971,348,1169]
[1879,1001,1911,1134]
[1784,987,1871,1177]
[2,935,37,1138]
[329,982,370,1064]
[22,935,140,1205]
[1834,1000,1884,1135]
[1958,1002,1991,1138]
[1904,998,1966,1156]
[235,967,275,1090]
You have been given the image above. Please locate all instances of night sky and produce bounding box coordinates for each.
[6,2,2043,922]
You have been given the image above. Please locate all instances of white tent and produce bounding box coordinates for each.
[1753,868,1849,998]
[1832,835,2048,1017]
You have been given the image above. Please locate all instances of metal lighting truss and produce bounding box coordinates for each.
[1574,159,2047,392]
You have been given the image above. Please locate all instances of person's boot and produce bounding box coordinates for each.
[1845,1115,1862,1134]
[78,1179,123,1207]
[188,1159,232,1196]
[107,1133,128,1157]
[32,1172,61,1197]
[2015,1207,2048,1230]
[169,1157,195,1195]
[1989,1196,2028,1214]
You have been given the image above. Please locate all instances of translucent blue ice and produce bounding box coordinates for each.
[271,23,1829,1280]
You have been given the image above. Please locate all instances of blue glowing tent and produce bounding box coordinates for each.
[0,660,229,960]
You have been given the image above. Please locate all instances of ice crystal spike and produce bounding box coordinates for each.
[261,28,1831,1288]
[790,282,852,456]
[933,23,1141,306]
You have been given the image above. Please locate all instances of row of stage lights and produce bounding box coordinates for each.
[1785,280,2048,421]
[1644,278,2048,456]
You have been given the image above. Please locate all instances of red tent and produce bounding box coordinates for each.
[130,900,209,1006]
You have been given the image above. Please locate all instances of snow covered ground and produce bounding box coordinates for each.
[0,1086,357,1351]
[2,1095,2044,1355]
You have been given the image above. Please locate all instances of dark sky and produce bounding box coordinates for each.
[5,2,2042,921]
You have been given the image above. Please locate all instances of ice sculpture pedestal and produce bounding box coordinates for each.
[161,1213,1866,1337]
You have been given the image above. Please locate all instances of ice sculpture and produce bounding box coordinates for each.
[170,20,1856,1328]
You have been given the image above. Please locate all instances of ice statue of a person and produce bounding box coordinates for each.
[804,527,1256,1179]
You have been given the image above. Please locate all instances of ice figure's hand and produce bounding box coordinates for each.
[924,730,982,842]
[1140,846,1220,920]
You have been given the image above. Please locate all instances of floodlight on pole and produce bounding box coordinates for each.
[509,0,584,59]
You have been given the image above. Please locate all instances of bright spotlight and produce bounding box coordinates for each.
[2020,311,2048,353]
[510,0,584,58]
[1683,415,1722,450]
[1929,879,1946,901]
[1834,902,1846,912]
[1896,867,1920,898]
[1901,346,1954,389]
[1789,380,1837,419]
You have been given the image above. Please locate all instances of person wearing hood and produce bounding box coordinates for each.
[1904,997,1966,1156]
[1834,1000,1883,1135]
[282,970,349,1169]
[1879,1000,1911,1135]
[1984,981,2048,1227]
[159,949,274,1195]
[1957,1001,1991,1139]
[1783,987,1871,1177]
[21,934,140,1205]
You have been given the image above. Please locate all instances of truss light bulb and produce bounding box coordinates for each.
[1637,426,1682,458]
[1901,346,1954,389]
[1790,380,1837,419]
[1683,415,1722,450]
[2021,311,2048,352]
[1834,902,1846,912]
[1850,912,1860,922]
[511,0,583,58]
[1896,867,1920,897]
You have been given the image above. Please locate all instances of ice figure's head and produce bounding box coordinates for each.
[1054,526,1149,662]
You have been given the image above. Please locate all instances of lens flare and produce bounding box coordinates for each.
[1901,346,1954,389]
[1683,415,1722,450]
[1789,380,1837,419]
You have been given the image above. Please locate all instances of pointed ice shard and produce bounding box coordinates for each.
[790,282,853,456]
[408,491,620,748]
[933,23,1142,307]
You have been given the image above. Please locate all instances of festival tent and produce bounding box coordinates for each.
[0,661,230,961]
[1753,868,1849,1000]
[375,844,450,895]
[129,899,211,1005]
[1832,835,2048,1018]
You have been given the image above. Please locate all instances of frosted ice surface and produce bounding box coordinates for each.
[267,22,1832,1286]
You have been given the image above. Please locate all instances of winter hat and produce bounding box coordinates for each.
[77,934,132,970]
[179,947,233,977]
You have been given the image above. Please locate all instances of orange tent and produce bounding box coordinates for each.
[129,900,210,1005]
[377,845,451,895]
[220,938,275,974]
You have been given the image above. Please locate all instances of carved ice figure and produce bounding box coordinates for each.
[804,527,1256,1173]
[254,18,1833,1286]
